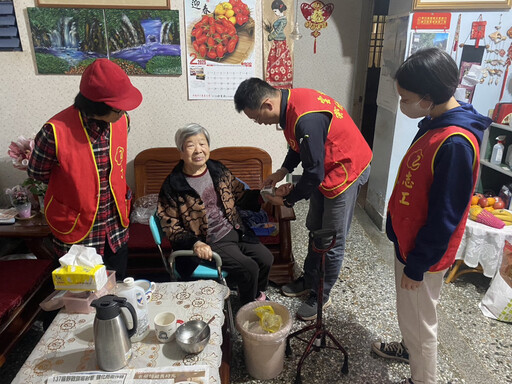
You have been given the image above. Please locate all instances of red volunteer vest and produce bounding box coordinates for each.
[388,126,479,272]
[284,89,372,198]
[44,106,130,243]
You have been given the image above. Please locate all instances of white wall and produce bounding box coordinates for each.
[0,0,367,206]
[365,0,512,230]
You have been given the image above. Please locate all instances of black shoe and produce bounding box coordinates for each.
[281,275,310,297]
[296,294,332,321]
[371,340,409,363]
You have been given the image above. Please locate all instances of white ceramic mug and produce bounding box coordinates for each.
[154,312,176,343]
[133,279,156,302]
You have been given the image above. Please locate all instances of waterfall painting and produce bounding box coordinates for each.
[27,7,181,75]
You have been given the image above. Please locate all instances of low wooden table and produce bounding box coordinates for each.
[0,213,53,259]
[11,280,230,384]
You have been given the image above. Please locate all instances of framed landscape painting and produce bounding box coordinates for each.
[27,7,181,75]
[36,0,170,9]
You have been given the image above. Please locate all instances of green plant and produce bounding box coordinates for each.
[22,177,47,197]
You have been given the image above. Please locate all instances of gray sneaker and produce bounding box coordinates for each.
[296,295,332,321]
[371,340,409,363]
[281,275,310,297]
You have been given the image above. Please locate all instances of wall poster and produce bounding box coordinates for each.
[27,7,181,75]
[185,0,256,100]
[262,0,295,89]
[376,15,409,113]
[408,32,449,56]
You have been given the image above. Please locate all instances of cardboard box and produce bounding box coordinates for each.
[52,264,107,292]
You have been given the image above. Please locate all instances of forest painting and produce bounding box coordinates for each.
[27,7,181,75]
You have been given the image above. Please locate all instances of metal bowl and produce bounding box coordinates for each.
[175,320,211,354]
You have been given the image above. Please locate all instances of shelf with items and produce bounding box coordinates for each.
[478,122,512,197]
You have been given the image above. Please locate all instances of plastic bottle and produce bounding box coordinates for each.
[116,277,150,342]
[490,135,506,165]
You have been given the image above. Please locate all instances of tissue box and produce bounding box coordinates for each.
[52,264,108,291]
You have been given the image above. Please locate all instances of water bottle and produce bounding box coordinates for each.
[491,135,506,165]
[116,277,150,342]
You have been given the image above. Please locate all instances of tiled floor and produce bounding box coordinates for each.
[2,200,511,384]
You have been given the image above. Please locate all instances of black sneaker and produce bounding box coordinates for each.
[371,340,409,363]
[281,275,310,297]
[296,294,332,321]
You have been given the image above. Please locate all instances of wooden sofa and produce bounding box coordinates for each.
[127,146,296,285]
[0,256,55,367]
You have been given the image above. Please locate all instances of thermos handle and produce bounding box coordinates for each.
[116,297,138,338]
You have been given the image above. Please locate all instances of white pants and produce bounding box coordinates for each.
[395,258,447,384]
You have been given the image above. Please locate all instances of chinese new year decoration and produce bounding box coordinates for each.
[471,14,486,49]
[300,1,334,54]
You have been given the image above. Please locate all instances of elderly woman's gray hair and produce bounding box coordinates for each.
[174,123,211,151]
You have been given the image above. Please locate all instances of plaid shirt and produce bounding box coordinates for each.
[28,111,129,257]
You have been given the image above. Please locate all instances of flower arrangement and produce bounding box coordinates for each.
[8,135,34,171]
[5,185,30,206]
[6,135,47,201]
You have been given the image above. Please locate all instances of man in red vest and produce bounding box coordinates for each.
[234,78,372,320]
[28,59,142,279]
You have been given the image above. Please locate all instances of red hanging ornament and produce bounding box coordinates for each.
[500,43,512,101]
[300,1,334,54]
[470,14,486,49]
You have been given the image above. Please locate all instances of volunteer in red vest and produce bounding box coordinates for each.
[371,48,491,384]
[27,59,142,280]
[234,78,372,321]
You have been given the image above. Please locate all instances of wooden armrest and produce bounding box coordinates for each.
[275,205,296,221]
[263,202,295,222]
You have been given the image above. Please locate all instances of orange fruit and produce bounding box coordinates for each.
[487,197,496,206]
[484,206,494,212]
[471,195,479,205]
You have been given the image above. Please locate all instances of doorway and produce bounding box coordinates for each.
[360,0,390,149]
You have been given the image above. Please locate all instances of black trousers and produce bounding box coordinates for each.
[103,241,128,280]
[210,230,273,304]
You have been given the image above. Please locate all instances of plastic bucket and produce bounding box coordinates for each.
[235,301,292,380]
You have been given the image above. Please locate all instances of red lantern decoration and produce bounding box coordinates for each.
[300,1,334,54]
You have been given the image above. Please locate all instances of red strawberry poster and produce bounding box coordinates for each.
[185,0,256,100]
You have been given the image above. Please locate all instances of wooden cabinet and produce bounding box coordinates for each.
[479,123,512,195]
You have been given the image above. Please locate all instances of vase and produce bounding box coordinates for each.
[38,195,45,214]
[15,202,32,218]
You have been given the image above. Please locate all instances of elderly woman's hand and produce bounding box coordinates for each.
[193,241,213,261]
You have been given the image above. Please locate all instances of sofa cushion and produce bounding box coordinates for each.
[128,223,171,250]
[0,259,53,325]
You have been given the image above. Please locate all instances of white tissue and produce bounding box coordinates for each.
[58,245,103,268]
[461,65,482,86]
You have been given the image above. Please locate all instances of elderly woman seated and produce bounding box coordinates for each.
[157,123,274,304]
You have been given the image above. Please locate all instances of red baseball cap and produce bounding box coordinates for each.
[79,59,142,111]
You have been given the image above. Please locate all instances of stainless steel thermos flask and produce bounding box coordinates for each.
[90,295,137,371]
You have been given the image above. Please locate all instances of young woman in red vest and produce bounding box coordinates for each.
[28,59,142,280]
[371,48,491,384]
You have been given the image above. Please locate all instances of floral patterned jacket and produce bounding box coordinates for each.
[157,159,262,252]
